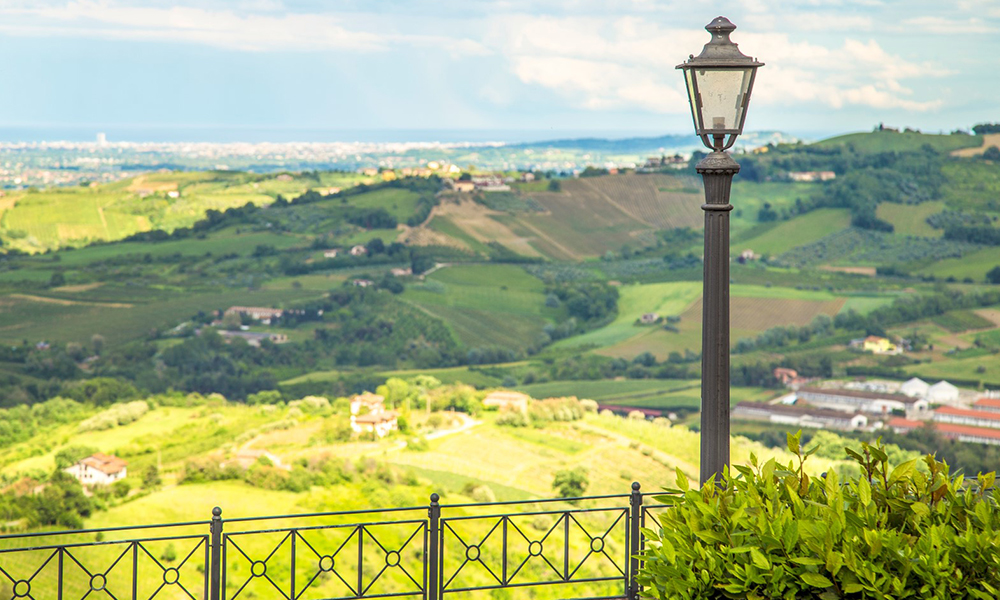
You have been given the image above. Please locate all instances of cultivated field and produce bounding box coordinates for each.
[876,201,944,237]
[733,208,851,257]
[570,173,704,229]
[0,171,370,252]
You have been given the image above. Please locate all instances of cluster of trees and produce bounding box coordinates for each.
[943,225,1000,246]
[495,396,595,427]
[737,144,948,232]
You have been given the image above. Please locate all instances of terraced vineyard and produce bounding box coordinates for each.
[571,173,704,229]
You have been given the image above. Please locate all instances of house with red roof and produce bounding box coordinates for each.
[64,453,127,486]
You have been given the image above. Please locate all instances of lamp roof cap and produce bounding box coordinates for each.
[677,16,764,69]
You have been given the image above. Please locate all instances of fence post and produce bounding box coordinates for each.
[628,482,642,600]
[427,493,441,600]
[210,506,223,600]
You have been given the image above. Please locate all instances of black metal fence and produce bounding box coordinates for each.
[0,483,668,600]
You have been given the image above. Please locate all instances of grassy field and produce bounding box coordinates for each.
[516,379,777,411]
[562,282,846,361]
[876,201,944,237]
[733,209,851,257]
[813,131,982,154]
[941,160,1000,211]
[905,354,1000,384]
[282,365,507,388]
[0,285,320,346]
[919,246,1000,281]
[729,181,818,233]
[0,171,371,253]
[553,281,702,352]
[400,265,554,351]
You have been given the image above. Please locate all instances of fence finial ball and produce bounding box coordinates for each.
[212,507,222,517]
[631,482,641,492]
[430,493,440,503]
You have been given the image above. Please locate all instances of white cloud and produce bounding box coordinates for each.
[902,16,996,34]
[0,1,386,51]
[488,15,947,114]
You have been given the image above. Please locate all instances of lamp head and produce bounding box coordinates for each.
[677,17,763,151]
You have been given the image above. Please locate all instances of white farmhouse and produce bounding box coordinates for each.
[64,453,127,486]
[351,411,399,438]
[899,377,930,398]
[927,381,959,403]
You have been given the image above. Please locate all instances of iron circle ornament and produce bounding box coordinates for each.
[318,555,335,572]
[90,574,107,592]
[12,580,30,598]
[465,545,481,561]
[251,561,267,578]
[163,567,180,585]
[590,537,605,553]
[385,550,401,567]
[528,541,543,557]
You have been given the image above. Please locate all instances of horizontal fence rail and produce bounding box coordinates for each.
[0,483,669,600]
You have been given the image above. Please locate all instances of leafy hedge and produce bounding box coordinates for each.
[638,433,1000,599]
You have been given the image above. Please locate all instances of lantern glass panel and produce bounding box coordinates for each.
[694,67,753,133]
[684,68,700,130]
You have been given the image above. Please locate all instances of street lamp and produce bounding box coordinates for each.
[677,16,763,486]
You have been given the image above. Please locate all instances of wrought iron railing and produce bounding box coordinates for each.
[0,482,669,600]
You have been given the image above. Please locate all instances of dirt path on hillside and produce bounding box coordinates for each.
[952,133,1000,157]
[97,205,109,236]
[575,421,698,481]
[7,293,133,308]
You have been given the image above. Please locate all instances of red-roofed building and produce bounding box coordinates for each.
[973,398,1000,414]
[933,406,1000,430]
[64,453,127,486]
[934,423,1000,446]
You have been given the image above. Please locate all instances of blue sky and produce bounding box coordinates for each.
[0,0,997,139]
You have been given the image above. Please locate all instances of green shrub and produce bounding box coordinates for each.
[638,432,1000,599]
[76,400,150,432]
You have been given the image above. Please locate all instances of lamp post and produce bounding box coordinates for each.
[677,17,763,486]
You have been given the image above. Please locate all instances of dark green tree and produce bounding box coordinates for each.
[553,467,589,499]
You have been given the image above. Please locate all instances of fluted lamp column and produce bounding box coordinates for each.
[677,16,763,486]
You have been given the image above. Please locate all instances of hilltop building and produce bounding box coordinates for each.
[352,411,399,438]
[933,406,1000,430]
[973,398,1000,413]
[927,381,959,403]
[787,171,836,182]
[225,307,283,324]
[483,390,530,412]
[860,336,898,355]
[351,392,385,415]
[732,401,870,431]
[900,377,930,398]
[888,417,1000,447]
[349,391,397,437]
[449,180,476,193]
[795,387,928,415]
[64,453,127,486]
[218,331,288,347]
